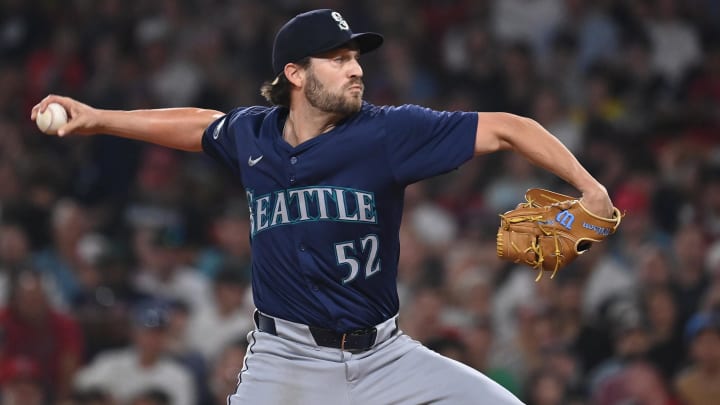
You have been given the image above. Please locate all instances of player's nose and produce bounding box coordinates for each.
[348,58,363,78]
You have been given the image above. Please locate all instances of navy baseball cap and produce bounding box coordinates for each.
[272,9,384,75]
[132,302,170,329]
[684,311,720,341]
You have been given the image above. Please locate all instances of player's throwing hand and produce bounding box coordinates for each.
[31,94,100,137]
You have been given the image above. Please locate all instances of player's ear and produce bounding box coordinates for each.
[284,63,304,88]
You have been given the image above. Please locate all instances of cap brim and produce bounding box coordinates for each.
[274,32,385,75]
[350,32,384,54]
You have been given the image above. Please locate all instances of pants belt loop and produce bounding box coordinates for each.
[255,310,277,335]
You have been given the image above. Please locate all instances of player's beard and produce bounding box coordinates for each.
[304,69,363,115]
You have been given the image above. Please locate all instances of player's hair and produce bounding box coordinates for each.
[260,57,311,107]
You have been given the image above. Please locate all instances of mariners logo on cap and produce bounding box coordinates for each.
[331,11,350,31]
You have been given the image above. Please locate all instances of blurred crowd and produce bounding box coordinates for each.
[1,0,720,404]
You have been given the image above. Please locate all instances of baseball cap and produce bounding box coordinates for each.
[272,9,384,75]
[684,311,720,341]
[132,302,170,329]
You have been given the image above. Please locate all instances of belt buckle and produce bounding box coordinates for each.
[342,327,378,351]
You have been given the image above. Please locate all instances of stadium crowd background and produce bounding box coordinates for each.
[1,0,720,404]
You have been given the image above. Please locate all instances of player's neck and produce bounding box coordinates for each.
[284,104,343,147]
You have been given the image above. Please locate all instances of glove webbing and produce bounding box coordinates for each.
[498,214,564,281]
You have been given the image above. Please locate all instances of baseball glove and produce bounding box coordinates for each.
[496,188,622,280]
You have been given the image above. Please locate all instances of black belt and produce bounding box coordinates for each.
[255,311,380,351]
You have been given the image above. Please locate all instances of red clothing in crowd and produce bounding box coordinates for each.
[0,308,83,395]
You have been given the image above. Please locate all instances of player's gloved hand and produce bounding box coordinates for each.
[31,94,101,137]
[496,188,622,281]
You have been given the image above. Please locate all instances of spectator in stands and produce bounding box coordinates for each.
[671,224,711,325]
[72,245,153,360]
[194,200,252,280]
[642,285,685,378]
[674,311,720,405]
[186,265,253,361]
[74,301,195,405]
[0,270,83,402]
[0,356,44,405]
[133,224,212,314]
[33,198,94,308]
[524,368,567,405]
[462,316,521,396]
[595,359,680,405]
[590,301,651,400]
[644,0,702,85]
[163,299,212,405]
[0,222,33,305]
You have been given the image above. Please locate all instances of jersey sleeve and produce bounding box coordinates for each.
[201,107,245,174]
[382,104,477,185]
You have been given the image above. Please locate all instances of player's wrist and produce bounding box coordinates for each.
[579,185,613,218]
[577,180,607,198]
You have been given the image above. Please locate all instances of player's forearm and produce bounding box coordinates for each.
[96,108,224,152]
[490,113,604,194]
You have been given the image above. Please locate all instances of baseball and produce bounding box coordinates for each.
[35,102,68,135]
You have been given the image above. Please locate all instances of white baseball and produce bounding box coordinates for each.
[35,102,68,135]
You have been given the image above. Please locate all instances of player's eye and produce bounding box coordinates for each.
[331,52,359,64]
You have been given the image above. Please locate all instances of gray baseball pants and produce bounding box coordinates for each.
[228,312,525,404]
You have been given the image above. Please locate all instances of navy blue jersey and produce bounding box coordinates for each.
[202,102,477,332]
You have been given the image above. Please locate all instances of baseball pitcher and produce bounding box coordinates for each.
[32,9,617,405]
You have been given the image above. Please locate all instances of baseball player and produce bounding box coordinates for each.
[32,9,613,405]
